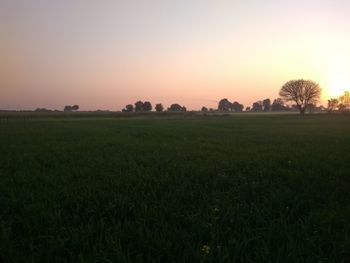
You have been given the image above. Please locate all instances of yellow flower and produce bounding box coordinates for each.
[201,245,210,255]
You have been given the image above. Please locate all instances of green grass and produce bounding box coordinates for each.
[1,114,350,262]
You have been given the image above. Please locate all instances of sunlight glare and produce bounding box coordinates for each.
[326,58,350,98]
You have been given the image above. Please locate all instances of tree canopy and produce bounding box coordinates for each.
[155,104,164,112]
[64,105,79,112]
[168,104,186,112]
[279,79,321,115]
[143,101,152,112]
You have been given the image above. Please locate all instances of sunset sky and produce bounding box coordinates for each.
[2,0,350,111]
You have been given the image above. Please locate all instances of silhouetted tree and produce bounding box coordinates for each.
[64,105,72,112]
[201,106,208,112]
[245,106,251,111]
[271,98,286,111]
[218,98,232,111]
[64,105,79,112]
[123,104,134,112]
[155,103,164,112]
[232,101,244,112]
[134,101,144,112]
[262,99,271,112]
[338,91,350,112]
[143,101,152,112]
[279,79,321,115]
[72,105,79,111]
[252,101,263,112]
[327,99,339,113]
[168,104,186,112]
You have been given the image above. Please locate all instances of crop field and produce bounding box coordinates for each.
[0,113,350,262]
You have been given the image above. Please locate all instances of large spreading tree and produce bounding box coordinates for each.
[279,79,321,115]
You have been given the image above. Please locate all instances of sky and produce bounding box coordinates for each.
[1,0,350,111]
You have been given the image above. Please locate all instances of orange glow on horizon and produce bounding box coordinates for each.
[2,1,350,110]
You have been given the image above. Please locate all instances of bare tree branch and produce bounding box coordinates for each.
[279,79,321,115]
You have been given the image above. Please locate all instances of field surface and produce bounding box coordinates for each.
[1,114,350,262]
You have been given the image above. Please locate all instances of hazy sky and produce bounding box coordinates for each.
[2,0,350,110]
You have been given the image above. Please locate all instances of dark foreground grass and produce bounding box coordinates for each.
[1,114,350,262]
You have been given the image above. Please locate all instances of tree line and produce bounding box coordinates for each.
[217,98,292,112]
[121,80,350,115]
[122,101,186,113]
[327,91,350,113]
[121,97,323,114]
[31,79,350,115]
[122,80,327,115]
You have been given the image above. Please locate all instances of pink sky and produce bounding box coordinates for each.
[2,0,350,110]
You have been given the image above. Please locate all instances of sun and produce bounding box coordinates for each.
[327,79,348,98]
[325,69,350,99]
[324,58,350,99]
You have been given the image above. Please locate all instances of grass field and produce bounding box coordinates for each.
[1,114,350,262]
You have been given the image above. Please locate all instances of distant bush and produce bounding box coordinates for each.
[64,105,79,112]
[122,104,134,112]
[168,104,186,112]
